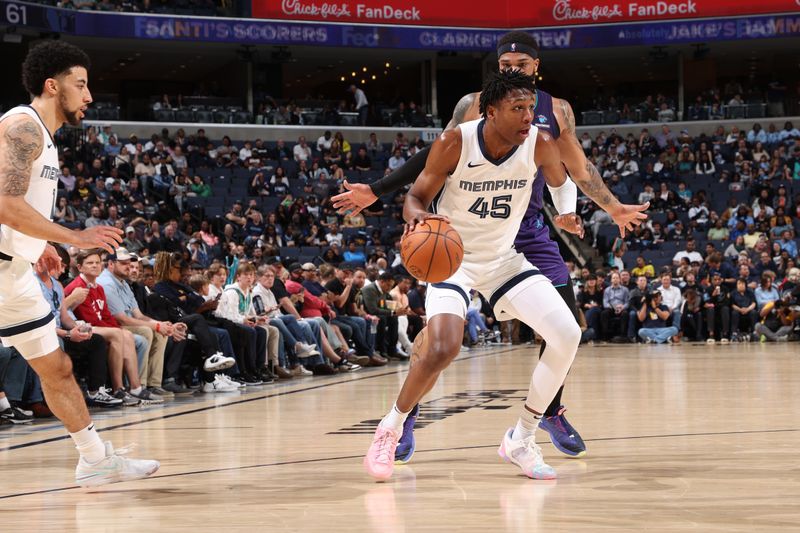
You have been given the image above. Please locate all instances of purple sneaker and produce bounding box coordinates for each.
[393,404,419,464]
[538,406,586,457]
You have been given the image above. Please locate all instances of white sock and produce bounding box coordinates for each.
[130,386,142,395]
[0,396,10,411]
[512,405,541,441]
[69,423,106,464]
[379,404,409,434]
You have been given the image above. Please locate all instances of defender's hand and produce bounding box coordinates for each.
[553,213,585,239]
[331,181,377,215]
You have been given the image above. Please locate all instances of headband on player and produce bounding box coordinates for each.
[496,42,538,59]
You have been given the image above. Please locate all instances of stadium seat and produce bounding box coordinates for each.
[175,108,195,122]
[154,109,175,122]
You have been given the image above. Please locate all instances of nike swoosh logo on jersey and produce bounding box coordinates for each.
[47,144,53,149]
[467,161,484,168]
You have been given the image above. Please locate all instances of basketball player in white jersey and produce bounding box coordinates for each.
[364,70,581,481]
[0,41,158,486]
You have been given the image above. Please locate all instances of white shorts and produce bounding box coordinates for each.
[0,257,59,359]
[425,250,545,321]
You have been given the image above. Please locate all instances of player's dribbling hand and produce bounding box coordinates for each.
[75,226,124,253]
[553,213,585,239]
[609,201,649,238]
[331,181,377,215]
[403,213,451,237]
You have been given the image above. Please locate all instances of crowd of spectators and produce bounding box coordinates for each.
[580,79,799,125]
[568,265,800,345]
[0,123,442,426]
[569,117,800,344]
[3,112,800,427]
[0,243,436,424]
[149,93,436,128]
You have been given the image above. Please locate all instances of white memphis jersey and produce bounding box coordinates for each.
[0,106,60,263]
[431,118,537,263]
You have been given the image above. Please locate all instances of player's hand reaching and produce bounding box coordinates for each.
[38,243,63,273]
[403,213,451,238]
[331,181,377,215]
[74,226,124,253]
[608,201,649,238]
[553,213,585,239]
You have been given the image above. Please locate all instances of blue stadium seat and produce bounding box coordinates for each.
[261,198,280,213]
[205,206,224,218]
[154,109,175,122]
[597,224,619,249]
[175,108,195,122]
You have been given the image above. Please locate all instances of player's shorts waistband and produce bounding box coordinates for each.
[489,269,541,309]
[0,313,54,338]
[430,282,470,308]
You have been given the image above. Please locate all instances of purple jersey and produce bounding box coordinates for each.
[514,89,571,286]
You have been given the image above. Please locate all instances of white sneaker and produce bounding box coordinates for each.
[202,375,239,393]
[218,373,246,389]
[396,344,409,357]
[291,364,313,377]
[75,442,159,488]
[297,342,320,357]
[497,428,556,480]
[203,352,236,372]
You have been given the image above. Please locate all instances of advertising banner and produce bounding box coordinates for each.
[2,0,799,50]
[251,0,800,29]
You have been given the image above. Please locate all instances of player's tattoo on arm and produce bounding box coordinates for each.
[0,118,41,197]
[556,98,616,209]
[447,93,477,129]
[581,159,614,208]
[558,98,576,135]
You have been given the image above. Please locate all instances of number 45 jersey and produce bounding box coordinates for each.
[431,118,537,270]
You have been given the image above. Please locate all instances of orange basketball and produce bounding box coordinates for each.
[401,219,463,283]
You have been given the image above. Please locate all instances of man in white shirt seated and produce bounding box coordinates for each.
[656,271,683,335]
[317,131,333,153]
[672,238,704,266]
[293,136,312,163]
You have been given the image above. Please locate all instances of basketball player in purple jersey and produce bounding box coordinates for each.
[333,31,648,461]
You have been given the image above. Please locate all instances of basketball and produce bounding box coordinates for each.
[401,219,463,283]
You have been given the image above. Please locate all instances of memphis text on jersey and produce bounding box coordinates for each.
[40,165,60,181]
[458,179,527,193]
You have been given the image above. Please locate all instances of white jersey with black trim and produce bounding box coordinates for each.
[431,118,537,264]
[0,105,60,263]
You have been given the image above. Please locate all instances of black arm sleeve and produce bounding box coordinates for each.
[368,144,431,197]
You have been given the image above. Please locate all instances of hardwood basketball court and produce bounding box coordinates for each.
[1,342,798,531]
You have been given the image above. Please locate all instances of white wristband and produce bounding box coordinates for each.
[547,178,578,215]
